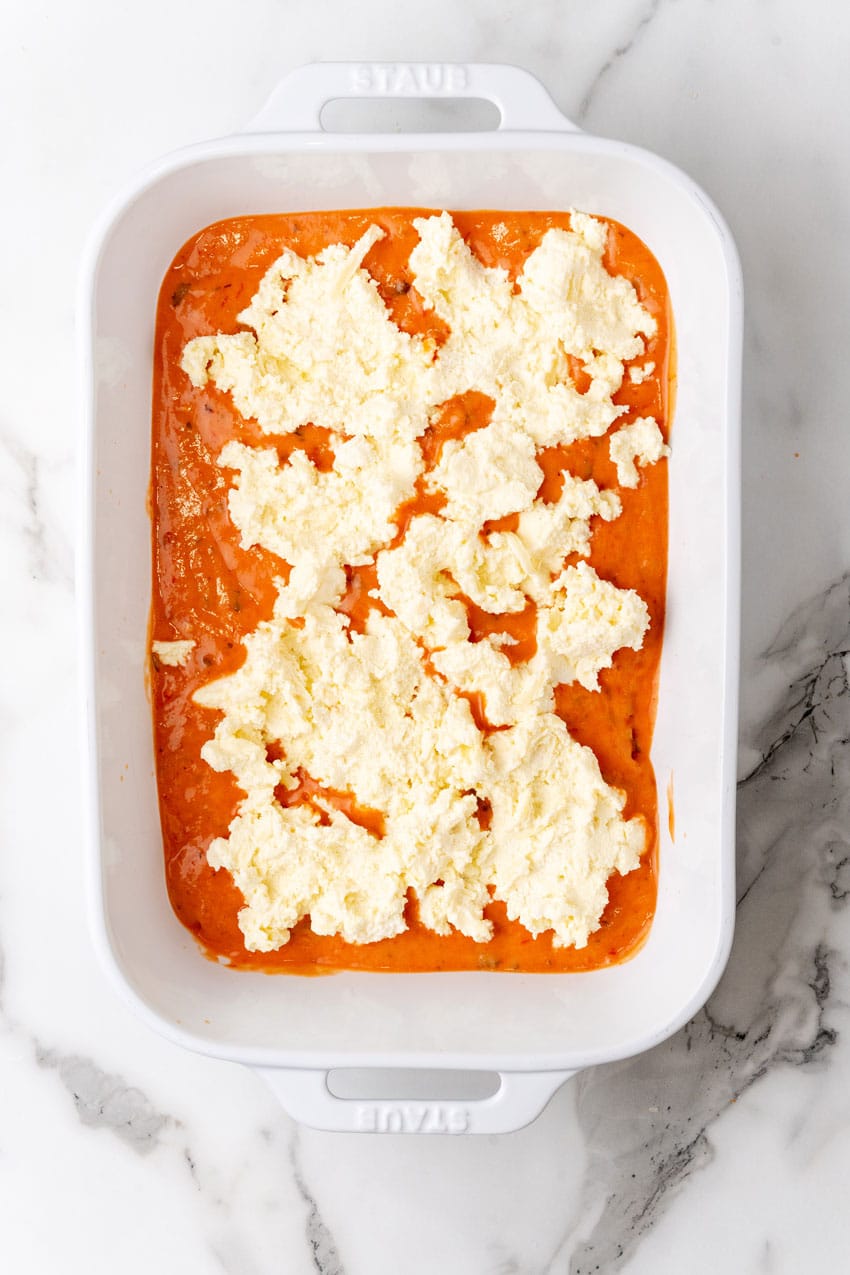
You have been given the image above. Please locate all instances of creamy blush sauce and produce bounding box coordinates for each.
[150,209,671,973]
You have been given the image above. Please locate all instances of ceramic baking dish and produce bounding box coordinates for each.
[79,62,742,1134]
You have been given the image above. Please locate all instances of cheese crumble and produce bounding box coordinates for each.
[610,417,671,489]
[180,211,669,953]
[629,360,655,385]
[152,639,195,667]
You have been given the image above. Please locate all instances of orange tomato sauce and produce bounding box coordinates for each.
[151,209,671,973]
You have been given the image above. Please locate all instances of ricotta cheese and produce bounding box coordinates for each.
[486,713,645,948]
[218,434,421,599]
[431,639,554,727]
[375,475,621,631]
[410,211,656,453]
[538,562,650,691]
[429,564,649,723]
[182,210,667,954]
[375,514,471,647]
[194,599,645,950]
[195,602,491,948]
[428,415,543,526]
[181,225,436,447]
[628,360,655,385]
[513,475,622,603]
[609,417,670,489]
[152,639,195,667]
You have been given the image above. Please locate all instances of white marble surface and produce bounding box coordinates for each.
[3,1,850,1270]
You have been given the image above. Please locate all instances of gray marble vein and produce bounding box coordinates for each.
[289,1128,346,1275]
[0,429,73,588]
[35,1047,173,1154]
[1,433,47,581]
[577,0,662,122]
[540,575,850,1274]
[1,933,176,1163]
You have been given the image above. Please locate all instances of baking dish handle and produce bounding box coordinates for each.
[256,1066,576,1134]
[247,62,577,134]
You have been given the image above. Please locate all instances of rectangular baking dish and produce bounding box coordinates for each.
[79,62,742,1134]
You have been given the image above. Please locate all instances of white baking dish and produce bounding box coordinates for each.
[79,62,742,1134]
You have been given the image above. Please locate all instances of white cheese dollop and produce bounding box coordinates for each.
[629,360,656,385]
[609,417,670,489]
[152,639,195,667]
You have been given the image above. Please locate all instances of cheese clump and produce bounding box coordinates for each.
[610,417,671,489]
[152,639,195,667]
[194,601,645,950]
[181,211,668,952]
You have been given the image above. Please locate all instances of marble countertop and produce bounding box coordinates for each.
[3,1,849,1271]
